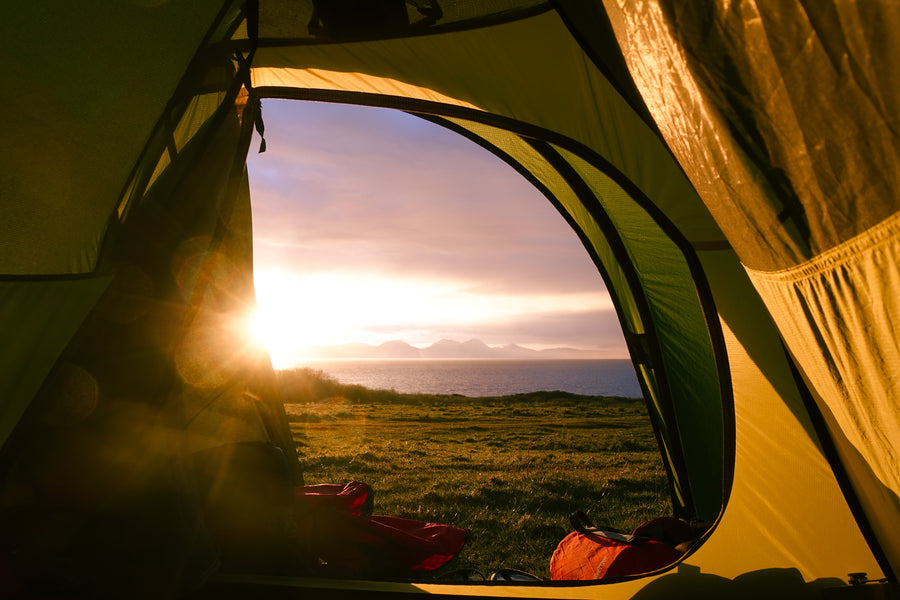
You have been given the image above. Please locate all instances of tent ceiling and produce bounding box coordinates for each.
[257,0,549,42]
[0,1,228,276]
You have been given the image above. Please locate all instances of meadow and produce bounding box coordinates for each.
[278,368,670,579]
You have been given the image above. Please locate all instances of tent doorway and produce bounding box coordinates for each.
[243,99,682,580]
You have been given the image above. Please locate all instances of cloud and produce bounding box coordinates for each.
[248,100,626,352]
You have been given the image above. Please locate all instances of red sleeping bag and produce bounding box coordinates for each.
[298,481,468,578]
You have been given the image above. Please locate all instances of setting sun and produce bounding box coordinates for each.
[250,268,500,366]
[249,267,614,368]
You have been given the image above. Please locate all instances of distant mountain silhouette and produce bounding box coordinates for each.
[308,339,606,359]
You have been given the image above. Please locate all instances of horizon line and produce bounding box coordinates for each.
[304,337,622,351]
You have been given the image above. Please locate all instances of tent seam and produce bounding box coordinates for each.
[746,209,900,283]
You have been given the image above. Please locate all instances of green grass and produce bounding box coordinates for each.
[279,368,670,579]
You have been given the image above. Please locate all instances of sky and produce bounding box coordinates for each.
[246,99,627,367]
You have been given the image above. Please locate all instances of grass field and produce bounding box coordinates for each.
[280,368,670,579]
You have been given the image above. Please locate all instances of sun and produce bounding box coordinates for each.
[248,268,482,367]
[245,275,330,368]
[246,310,276,350]
[249,268,393,366]
[243,307,301,369]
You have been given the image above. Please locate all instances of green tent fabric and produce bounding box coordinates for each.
[0,0,233,275]
[1,1,899,598]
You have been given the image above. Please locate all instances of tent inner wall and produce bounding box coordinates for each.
[0,99,266,597]
[0,0,235,276]
[0,278,112,451]
[0,11,301,592]
[0,0,249,466]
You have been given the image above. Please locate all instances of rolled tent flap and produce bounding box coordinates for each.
[603,0,900,574]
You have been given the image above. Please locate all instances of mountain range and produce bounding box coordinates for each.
[307,338,607,360]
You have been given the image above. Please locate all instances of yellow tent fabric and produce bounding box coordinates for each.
[604,0,900,576]
[748,215,900,569]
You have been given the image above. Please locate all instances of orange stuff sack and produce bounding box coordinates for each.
[550,514,689,580]
[550,531,681,580]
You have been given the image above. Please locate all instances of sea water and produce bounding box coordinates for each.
[293,359,641,398]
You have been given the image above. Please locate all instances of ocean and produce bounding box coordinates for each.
[293,358,641,398]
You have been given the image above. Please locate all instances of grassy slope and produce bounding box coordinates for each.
[279,368,670,579]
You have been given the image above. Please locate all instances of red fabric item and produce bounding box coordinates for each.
[299,481,373,516]
[549,524,683,580]
[366,516,468,571]
[298,482,467,577]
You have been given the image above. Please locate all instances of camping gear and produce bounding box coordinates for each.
[550,530,680,581]
[3,1,900,597]
[298,481,468,578]
[550,512,697,580]
[300,480,375,517]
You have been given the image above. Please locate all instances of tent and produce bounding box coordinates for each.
[1,0,898,597]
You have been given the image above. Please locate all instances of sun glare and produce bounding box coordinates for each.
[251,269,483,366]
[249,268,613,368]
[246,310,274,349]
